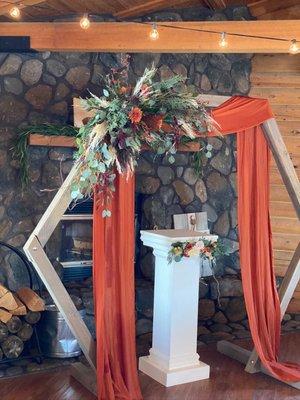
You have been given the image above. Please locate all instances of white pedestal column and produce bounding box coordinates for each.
[139,229,217,387]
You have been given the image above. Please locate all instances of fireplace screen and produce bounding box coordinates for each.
[58,200,93,268]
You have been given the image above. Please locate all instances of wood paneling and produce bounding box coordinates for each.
[1,20,300,53]
[250,54,300,313]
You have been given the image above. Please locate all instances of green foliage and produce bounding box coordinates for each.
[14,124,78,187]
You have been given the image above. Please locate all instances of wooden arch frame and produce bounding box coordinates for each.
[23,94,300,394]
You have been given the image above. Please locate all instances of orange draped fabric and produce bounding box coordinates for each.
[93,95,300,400]
[212,96,300,382]
[93,174,143,400]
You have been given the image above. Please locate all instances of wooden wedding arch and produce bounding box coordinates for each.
[23,95,300,394]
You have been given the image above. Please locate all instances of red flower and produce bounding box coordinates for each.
[183,243,194,257]
[129,107,143,124]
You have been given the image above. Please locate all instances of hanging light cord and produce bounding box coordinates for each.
[139,21,295,45]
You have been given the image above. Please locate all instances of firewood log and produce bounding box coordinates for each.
[24,311,41,325]
[17,288,45,312]
[17,323,33,342]
[0,322,8,342]
[7,316,22,334]
[0,292,18,311]
[10,295,27,316]
[0,284,8,298]
[1,335,24,359]
[0,308,12,324]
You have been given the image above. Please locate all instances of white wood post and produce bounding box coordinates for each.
[139,229,217,387]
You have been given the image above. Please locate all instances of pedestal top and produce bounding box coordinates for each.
[141,229,218,250]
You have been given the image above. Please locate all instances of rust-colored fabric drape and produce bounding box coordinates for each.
[93,174,143,400]
[212,96,300,382]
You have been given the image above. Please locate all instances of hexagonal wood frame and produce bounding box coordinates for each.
[23,95,300,394]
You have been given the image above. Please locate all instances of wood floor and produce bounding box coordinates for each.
[0,333,299,400]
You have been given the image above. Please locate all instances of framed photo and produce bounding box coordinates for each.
[173,212,209,233]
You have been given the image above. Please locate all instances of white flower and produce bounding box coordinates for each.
[195,240,205,250]
[206,144,213,151]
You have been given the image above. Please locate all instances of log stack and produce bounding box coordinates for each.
[0,284,45,360]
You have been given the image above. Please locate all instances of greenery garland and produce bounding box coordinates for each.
[14,124,78,186]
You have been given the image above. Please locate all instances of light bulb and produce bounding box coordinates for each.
[149,23,159,41]
[289,39,299,54]
[219,32,228,48]
[80,14,90,30]
[9,6,21,19]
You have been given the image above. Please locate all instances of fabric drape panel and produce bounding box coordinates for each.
[93,174,143,400]
[212,96,300,382]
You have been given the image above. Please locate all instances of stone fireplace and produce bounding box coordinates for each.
[0,3,298,379]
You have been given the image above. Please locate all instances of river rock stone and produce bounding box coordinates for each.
[206,172,228,196]
[208,137,223,150]
[132,53,160,76]
[195,179,207,203]
[210,323,232,333]
[183,167,197,185]
[0,95,28,125]
[157,166,174,185]
[202,203,218,222]
[136,280,154,318]
[225,298,247,322]
[200,74,211,91]
[173,180,194,205]
[210,147,232,175]
[136,319,153,336]
[211,276,243,299]
[46,59,66,77]
[214,211,230,237]
[143,198,166,228]
[66,66,90,90]
[0,55,22,75]
[136,157,155,175]
[21,59,43,85]
[4,77,23,95]
[209,54,231,71]
[218,72,233,94]
[213,311,227,323]
[50,101,68,116]
[160,186,174,206]
[136,177,160,194]
[232,61,250,94]
[195,54,208,73]
[55,83,70,100]
[25,85,52,110]
[198,299,215,320]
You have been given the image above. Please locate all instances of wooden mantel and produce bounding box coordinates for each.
[1,21,300,53]
[28,133,201,152]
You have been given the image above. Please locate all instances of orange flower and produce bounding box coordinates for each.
[119,86,128,95]
[129,107,143,124]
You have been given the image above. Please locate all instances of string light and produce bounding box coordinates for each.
[219,32,228,48]
[9,5,21,19]
[289,39,299,54]
[80,13,90,30]
[149,23,159,41]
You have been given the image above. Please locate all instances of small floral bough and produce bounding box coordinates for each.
[71,55,219,216]
[167,238,226,264]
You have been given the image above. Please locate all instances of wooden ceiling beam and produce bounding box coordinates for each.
[248,0,300,18]
[202,0,227,10]
[114,0,198,19]
[0,0,46,17]
[0,20,300,53]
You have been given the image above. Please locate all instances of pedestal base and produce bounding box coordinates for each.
[139,356,210,387]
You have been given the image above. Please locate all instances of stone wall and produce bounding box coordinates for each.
[0,5,298,355]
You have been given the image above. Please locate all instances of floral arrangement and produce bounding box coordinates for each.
[71,55,218,216]
[168,238,226,264]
